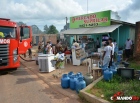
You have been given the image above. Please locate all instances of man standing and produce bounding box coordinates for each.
[102,41,112,67]
[108,37,114,67]
[96,37,100,50]
[56,40,63,54]
[125,38,132,61]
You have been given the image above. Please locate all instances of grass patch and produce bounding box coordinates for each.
[86,75,140,103]
[86,62,140,103]
[87,75,140,103]
[129,62,140,70]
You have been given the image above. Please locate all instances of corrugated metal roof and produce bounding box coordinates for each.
[61,24,121,35]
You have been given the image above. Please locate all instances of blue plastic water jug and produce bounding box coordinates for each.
[76,72,83,78]
[70,76,77,90]
[103,70,113,81]
[76,77,86,93]
[61,74,70,89]
[68,71,74,78]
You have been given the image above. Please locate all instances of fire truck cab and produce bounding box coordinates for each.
[0,18,32,71]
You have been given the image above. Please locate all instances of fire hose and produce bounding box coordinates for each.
[20,55,36,62]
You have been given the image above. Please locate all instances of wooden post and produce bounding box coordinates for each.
[134,22,140,57]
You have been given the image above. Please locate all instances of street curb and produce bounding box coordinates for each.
[79,76,110,103]
[20,61,79,100]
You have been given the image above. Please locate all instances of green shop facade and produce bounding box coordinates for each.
[61,10,135,49]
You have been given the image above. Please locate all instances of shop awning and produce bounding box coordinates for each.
[61,28,90,34]
[60,24,121,35]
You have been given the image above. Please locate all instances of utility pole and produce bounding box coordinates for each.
[66,17,68,30]
[87,0,88,14]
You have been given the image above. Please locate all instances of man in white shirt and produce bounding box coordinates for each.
[102,41,112,67]
[108,37,114,67]
[125,38,132,61]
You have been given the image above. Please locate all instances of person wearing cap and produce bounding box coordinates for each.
[0,32,4,38]
[125,38,132,61]
[108,37,115,67]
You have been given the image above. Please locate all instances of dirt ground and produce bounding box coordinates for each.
[20,46,102,102]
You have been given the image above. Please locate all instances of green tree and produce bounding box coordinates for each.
[31,25,42,34]
[44,25,49,34]
[17,22,26,26]
[47,25,58,34]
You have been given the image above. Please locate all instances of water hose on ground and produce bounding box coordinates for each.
[20,55,36,62]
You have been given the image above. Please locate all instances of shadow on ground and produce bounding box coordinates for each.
[16,77,39,84]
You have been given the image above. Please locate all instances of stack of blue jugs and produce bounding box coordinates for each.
[117,50,123,63]
[110,62,117,75]
[61,71,86,93]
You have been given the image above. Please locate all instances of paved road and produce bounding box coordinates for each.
[0,67,81,103]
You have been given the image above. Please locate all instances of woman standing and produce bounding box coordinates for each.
[47,45,53,54]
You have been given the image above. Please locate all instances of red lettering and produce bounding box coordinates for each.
[89,14,96,19]
[105,17,108,22]
[95,18,99,22]
[84,20,89,24]
[78,17,80,20]
[90,15,93,19]
[90,19,93,23]
[81,16,83,20]
[76,17,78,20]
[102,17,108,22]
[93,14,96,18]
[72,17,75,23]
[87,16,89,20]
[84,16,86,20]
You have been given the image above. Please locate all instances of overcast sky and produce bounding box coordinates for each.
[0,0,139,31]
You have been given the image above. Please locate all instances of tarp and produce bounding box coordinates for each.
[60,24,121,35]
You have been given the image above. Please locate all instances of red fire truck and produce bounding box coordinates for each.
[0,18,32,71]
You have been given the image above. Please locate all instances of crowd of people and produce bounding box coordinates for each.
[102,37,133,67]
[37,40,70,55]
[23,37,133,67]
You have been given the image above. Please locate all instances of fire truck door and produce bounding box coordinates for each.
[18,26,32,54]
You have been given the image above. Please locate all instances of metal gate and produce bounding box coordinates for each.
[36,36,39,45]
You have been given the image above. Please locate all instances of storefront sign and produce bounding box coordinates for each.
[70,10,111,29]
